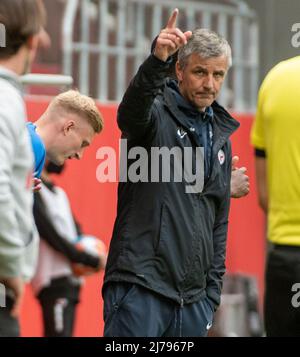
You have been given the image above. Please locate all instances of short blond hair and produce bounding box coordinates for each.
[49,90,104,133]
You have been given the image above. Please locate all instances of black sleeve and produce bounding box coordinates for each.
[117,54,173,140]
[254,148,266,158]
[33,192,99,269]
[206,142,232,311]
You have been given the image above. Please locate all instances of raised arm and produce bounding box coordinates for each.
[117,9,192,140]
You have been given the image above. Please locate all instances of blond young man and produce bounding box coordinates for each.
[27,90,104,336]
[27,90,104,179]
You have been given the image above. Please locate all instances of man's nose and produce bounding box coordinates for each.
[203,74,214,90]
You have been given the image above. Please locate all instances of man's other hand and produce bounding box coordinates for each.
[231,156,250,198]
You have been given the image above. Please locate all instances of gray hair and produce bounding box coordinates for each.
[177,28,232,69]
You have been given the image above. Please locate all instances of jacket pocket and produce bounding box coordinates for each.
[103,282,136,323]
[202,296,215,331]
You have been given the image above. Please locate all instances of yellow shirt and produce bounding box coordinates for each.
[251,56,300,245]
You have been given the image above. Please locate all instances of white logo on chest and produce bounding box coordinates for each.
[218,149,225,165]
[177,128,187,139]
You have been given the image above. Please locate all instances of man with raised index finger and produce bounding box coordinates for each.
[102,9,239,337]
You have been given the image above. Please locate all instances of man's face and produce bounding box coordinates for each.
[48,113,96,165]
[176,53,228,111]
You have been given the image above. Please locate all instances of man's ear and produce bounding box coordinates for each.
[38,28,51,49]
[26,33,40,52]
[63,120,75,135]
[175,61,183,82]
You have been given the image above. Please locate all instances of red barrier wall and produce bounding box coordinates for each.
[20,97,265,337]
[227,115,266,305]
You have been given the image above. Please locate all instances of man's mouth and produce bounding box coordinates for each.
[196,93,214,98]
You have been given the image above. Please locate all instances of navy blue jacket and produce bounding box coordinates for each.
[103,55,239,310]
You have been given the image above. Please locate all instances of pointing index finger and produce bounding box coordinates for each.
[166,8,179,29]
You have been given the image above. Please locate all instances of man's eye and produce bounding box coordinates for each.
[214,73,224,78]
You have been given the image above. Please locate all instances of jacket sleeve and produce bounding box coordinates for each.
[117,54,173,140]
[33,193,99,269]
[0,94,26,278]
[206,142,232,311]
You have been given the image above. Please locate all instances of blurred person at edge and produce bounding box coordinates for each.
[0,0,46,337]
[31,161,106,337]
[251,57,300,337]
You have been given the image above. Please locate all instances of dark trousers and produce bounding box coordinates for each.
[264,245,300,337]
[0,295,20,337]
[103,282,214,337]
[37,277,80,337]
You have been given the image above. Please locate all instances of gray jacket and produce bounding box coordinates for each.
[0,67,37,280]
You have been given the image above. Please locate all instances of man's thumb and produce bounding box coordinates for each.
[184,31,192,41]
[232,155,239,169]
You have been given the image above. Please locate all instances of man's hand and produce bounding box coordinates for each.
[0,276,24,318]
[231,156,250,198]
[154,8,192,62]
[33,177,42,192]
